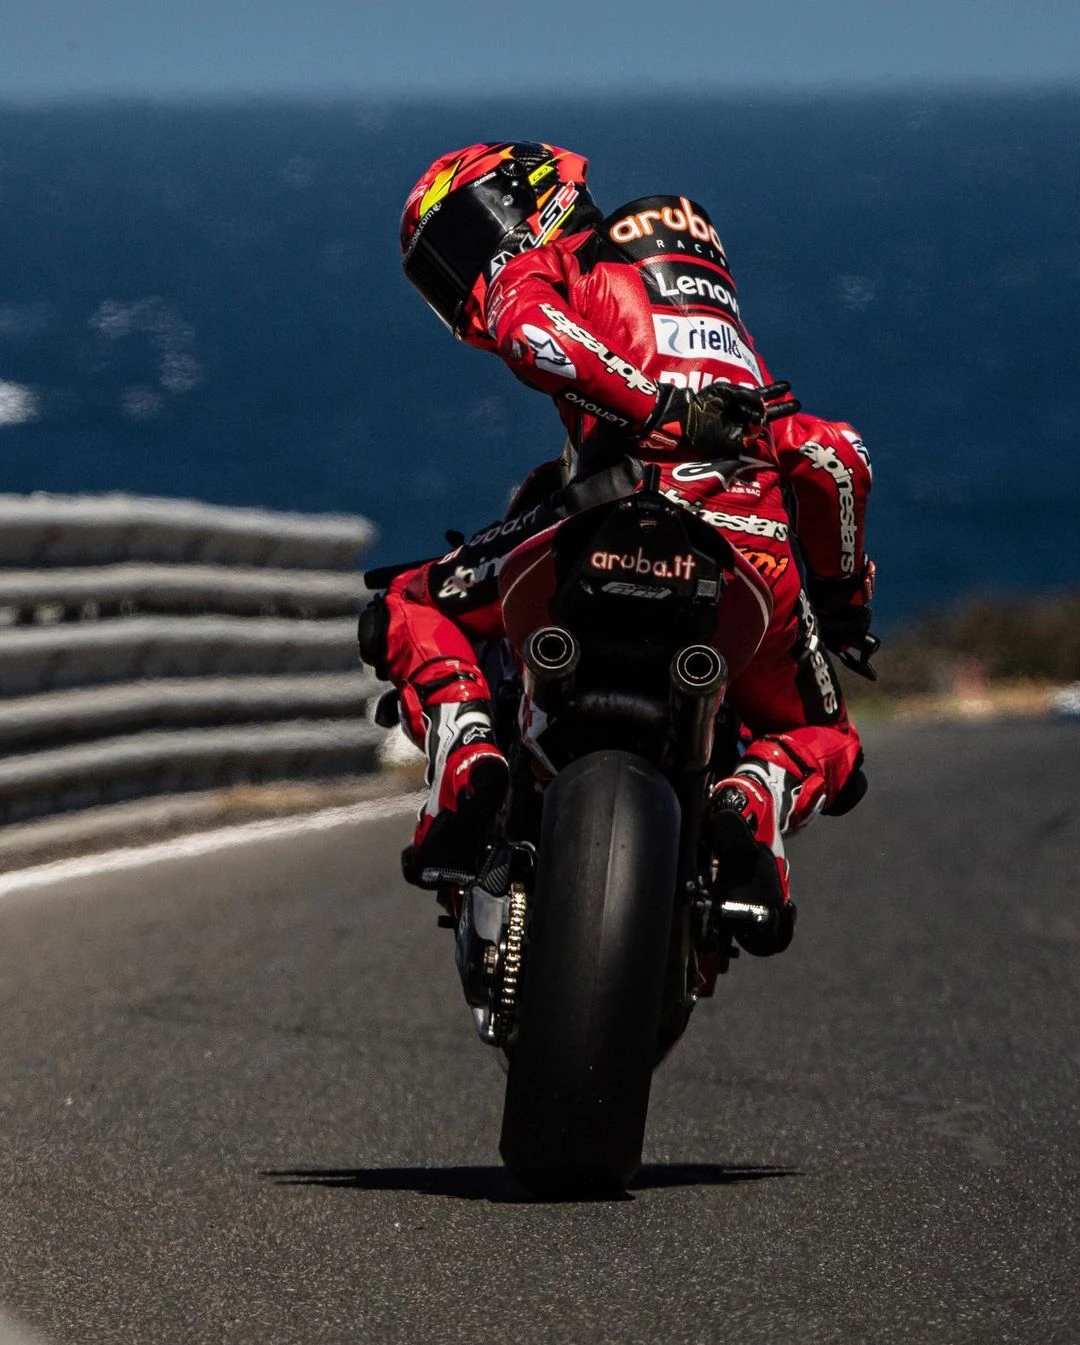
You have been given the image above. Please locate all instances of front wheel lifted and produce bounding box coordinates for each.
[499,750,681,1196]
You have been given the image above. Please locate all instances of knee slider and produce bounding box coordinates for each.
[822,750,868,817]
[357,594,390,680]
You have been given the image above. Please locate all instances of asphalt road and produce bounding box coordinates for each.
[1,721,1078,1344]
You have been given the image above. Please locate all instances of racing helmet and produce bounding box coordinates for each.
[400,141,600,341]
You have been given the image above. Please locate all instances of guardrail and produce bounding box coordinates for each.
[0,493,374,568]
[0,563,366,621]
[0,493,393,825]
[0,616,361,696]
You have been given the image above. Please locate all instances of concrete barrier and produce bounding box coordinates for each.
[0,493,374,568]
[0,616,360,696]
[0,673,382,751]
[0,493,387,825]
[0,562,365,622]
[0,720,384,824]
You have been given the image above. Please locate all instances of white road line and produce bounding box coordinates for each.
[0,792,426,900]
[0,1310,47,1345]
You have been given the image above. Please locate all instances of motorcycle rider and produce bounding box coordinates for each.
[362,141,875,956]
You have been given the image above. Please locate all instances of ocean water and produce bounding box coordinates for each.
[0,90,1078,625]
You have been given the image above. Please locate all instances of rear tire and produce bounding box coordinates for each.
[499,749,681,1196]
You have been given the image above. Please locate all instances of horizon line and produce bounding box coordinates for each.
[1,74,1078,109]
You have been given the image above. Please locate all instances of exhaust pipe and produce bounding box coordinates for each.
[522,625,580,713]
[671,644,727,697]
[670,644,727,771]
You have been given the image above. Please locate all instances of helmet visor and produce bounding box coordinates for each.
[402,169,541,331]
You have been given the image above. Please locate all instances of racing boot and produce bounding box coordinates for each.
[401,695,509,889]
[705,772,796,957]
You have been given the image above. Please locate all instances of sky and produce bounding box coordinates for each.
[1,0,1079,100]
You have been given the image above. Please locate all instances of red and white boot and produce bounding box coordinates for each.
[705,770,795,957]
[401,697,509,888]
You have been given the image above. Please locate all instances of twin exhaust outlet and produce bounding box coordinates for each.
[522,626,727,773]
[523,625,727,697]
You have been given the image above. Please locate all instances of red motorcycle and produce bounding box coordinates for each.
[402,461,795,1196]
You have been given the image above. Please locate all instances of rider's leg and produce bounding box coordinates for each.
[366,498,561,884]
[709,540,864,955]
[376,572,509,884]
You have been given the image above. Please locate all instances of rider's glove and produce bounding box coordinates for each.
[641,380,800,455]
[807,560,880,680]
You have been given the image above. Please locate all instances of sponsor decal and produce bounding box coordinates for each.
[539,303,657,396]
[644,261,741,318]
[488,183,580,279]
[601,581,672,600]
[609,196,726,258]
[671,456,770,488]
[742,548,789,581]
[429,504,550,599]
[466,501,546,549]
[436,555,504,600]
[842,428,873,480]
[671,459,736,485]
[799,441,858,574]
[661,488,789,539]
[521,323,577,378]
[797,590,839,716]
[589,546,697,581]
[657,368,749,394]
[486,286,510,333]
[725,479,764,499]
[653,314,763,382]
[560,389,630,426]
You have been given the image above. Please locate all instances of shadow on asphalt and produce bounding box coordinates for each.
[260,1164,799,1203]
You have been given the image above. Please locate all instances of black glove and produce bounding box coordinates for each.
[643,380,800,455]
[806,562,880,680]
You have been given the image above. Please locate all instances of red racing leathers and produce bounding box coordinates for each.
[380,197,872,844]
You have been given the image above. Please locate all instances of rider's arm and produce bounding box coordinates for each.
[771,412,872,583]
[484,238,659,432]
[771,410,877,672]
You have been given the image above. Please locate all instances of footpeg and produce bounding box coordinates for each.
[717,899,774,924]
[420,865,476,888]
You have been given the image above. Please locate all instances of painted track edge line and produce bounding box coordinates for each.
[0,791,426,899]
